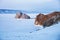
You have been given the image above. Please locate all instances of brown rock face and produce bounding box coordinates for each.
[35,11,60,27]
[35,13,48,25]
[15,12,22,19]
[15,12,30,19]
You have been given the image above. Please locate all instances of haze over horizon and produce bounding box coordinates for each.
[0,0,60,13]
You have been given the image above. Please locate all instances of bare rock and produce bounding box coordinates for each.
[15,12,30,19]
[35,11,60,27]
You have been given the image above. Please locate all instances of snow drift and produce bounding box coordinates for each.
[0,14,60,40]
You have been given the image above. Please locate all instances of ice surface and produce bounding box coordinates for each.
[0,14,60,40]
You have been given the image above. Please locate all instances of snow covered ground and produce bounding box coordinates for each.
[0,14,60,40]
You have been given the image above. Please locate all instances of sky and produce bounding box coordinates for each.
[0,0,60,13]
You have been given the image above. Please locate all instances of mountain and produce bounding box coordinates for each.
[0,9,39,14]
[0,9,31,14]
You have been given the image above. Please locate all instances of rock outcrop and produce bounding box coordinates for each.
[35,11,60,27]
[15,12,30,19]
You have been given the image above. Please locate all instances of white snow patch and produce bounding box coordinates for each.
[0,14,60,40]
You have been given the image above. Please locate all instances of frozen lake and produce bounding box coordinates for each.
[0,14,60,40]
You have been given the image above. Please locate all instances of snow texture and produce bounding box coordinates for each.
[0,14,60,40]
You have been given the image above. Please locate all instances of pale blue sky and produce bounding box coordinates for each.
[0,0,60,13]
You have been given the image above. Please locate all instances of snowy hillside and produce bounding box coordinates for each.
[0,14,60,40]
